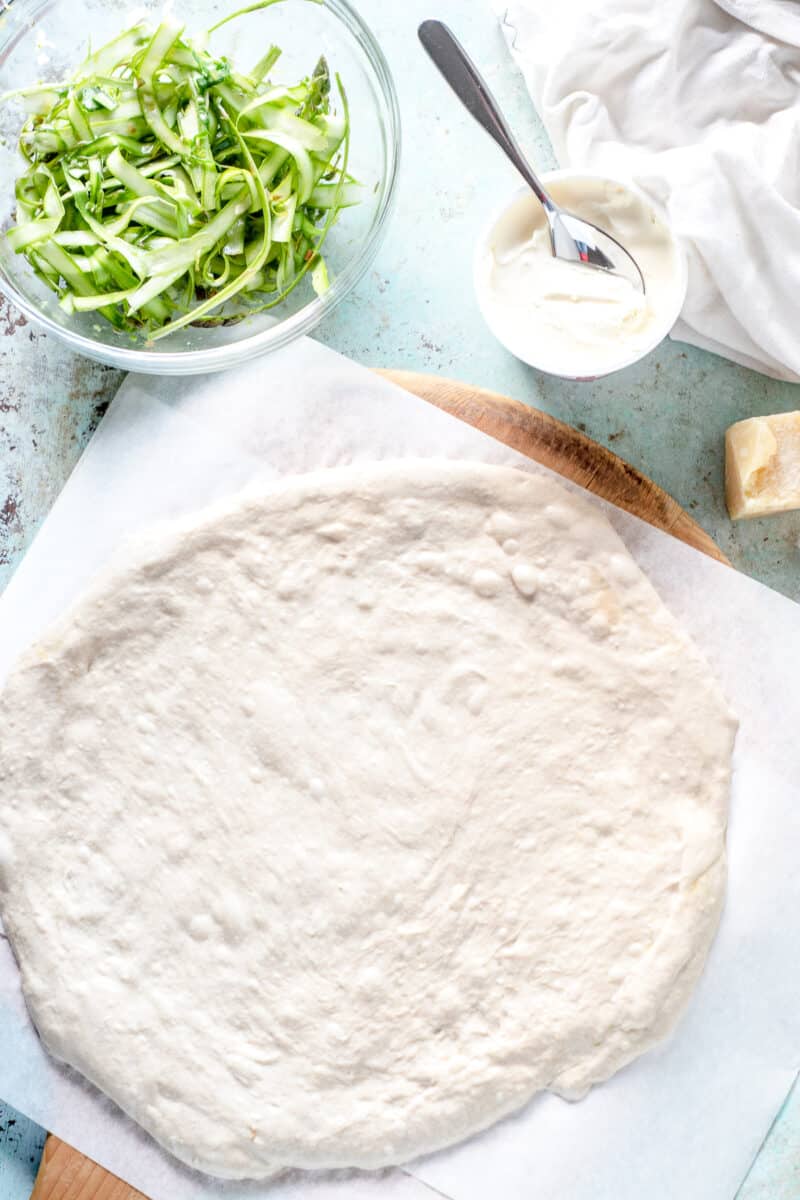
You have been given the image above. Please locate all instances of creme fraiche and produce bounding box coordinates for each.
[474,172,687,379]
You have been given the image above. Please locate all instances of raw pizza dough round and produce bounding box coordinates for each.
[0,460,736,1180]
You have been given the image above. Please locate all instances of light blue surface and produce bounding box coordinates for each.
[0,0,798,1197]
[0,1104,44,1200]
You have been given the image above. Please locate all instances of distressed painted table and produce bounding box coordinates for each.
[1,0,799,1198]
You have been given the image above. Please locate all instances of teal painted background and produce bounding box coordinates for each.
[0,0,798,1196]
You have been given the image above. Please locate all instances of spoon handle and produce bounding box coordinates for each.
[418,19,552,210]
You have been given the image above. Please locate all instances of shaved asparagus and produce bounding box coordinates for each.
[1,1,360,340]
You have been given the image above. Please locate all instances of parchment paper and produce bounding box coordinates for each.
[1,340,799,1200]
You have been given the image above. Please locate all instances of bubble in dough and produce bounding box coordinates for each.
[0,460,736,1180]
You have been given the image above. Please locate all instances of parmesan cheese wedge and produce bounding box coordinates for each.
[725,411,800,519]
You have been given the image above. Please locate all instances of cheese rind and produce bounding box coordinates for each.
[725,411,800,519]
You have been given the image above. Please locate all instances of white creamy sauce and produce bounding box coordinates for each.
[476,177,684,377]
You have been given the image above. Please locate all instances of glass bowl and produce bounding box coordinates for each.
[0,0,400,374]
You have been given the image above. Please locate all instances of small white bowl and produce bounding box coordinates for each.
[473,170,688,382]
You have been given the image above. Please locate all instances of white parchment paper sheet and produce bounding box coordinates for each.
[1,341,799,1200]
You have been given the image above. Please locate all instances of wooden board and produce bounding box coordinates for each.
[30,1137,147,1200]
[29,369,727,1200]
[378,371,728,565]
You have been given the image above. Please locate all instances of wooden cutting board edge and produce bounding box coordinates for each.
[378,370,729,566]
[30,1135,146,1200]
[29,368,727,1200]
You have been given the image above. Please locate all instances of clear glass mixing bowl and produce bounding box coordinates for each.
[0,0,400,373]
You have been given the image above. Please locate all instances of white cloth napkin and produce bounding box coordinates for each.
[496,0,800,380]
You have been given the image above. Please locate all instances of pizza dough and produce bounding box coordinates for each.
[0,460,736,1180]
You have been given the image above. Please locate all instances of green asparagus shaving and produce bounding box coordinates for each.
[1,0,359,341]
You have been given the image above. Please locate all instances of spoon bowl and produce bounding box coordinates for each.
[548,208,645,293]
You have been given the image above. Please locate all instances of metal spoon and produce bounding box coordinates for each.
[418,19,645,293]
